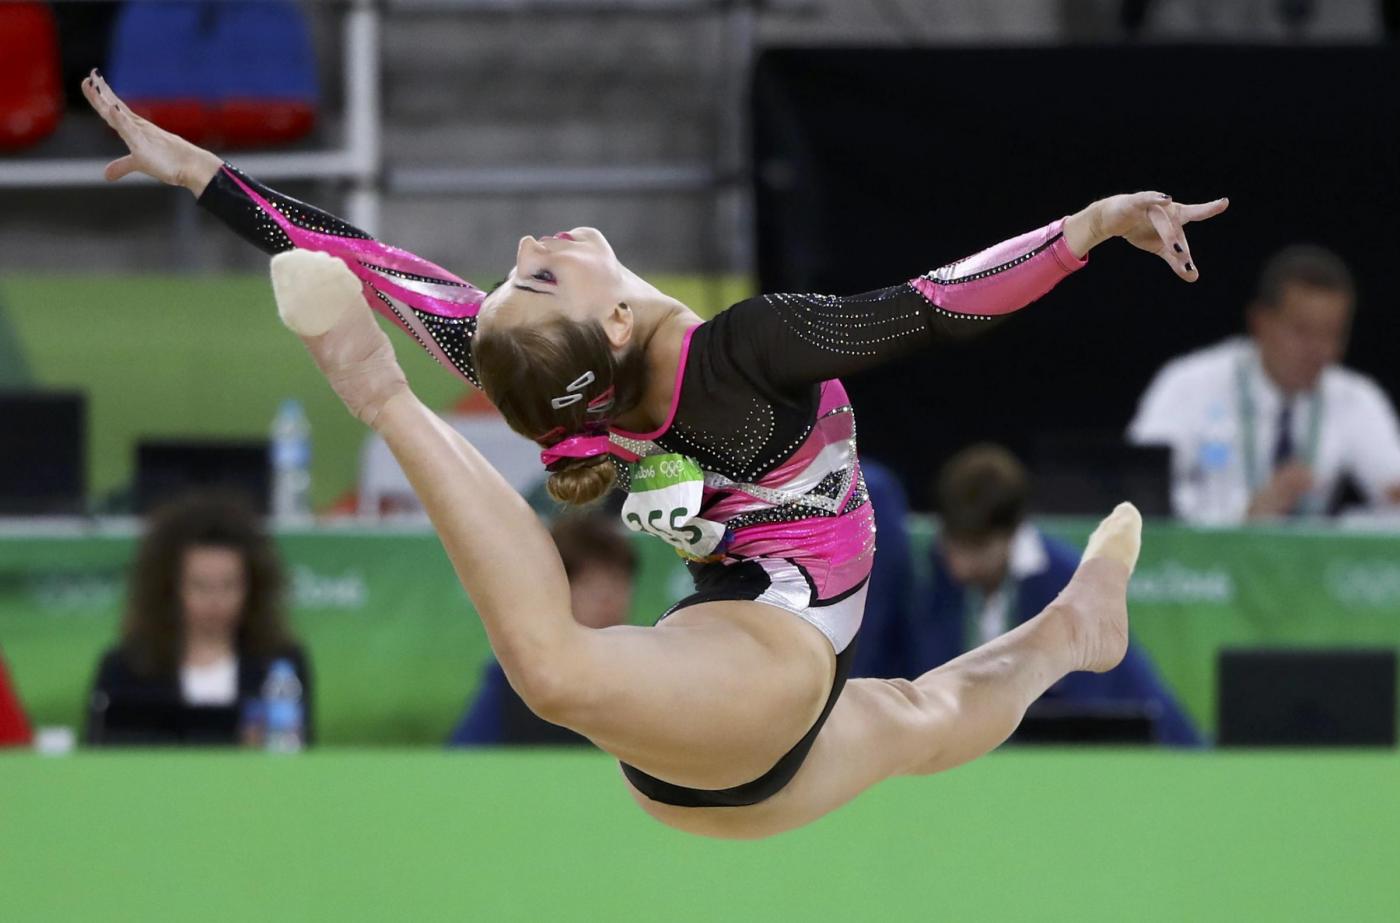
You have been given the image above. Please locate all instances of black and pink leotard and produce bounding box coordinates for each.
[199,164,1087,655]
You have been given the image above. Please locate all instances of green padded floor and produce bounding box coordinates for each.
[2,750,1396,922]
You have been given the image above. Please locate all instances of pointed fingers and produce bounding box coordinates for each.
[90,71,138,127]
[85,73,127,130]
[80,73,100,109]
[1163,236,1199,282]
[1146,203,1178,253]
[1178,197,1230,225]
[1147,204,1198,282]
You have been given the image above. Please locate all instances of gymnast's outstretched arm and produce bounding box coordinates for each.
[717,192,1229,393]
[80,70,487,388]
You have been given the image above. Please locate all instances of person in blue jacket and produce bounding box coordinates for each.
[849,458,918,681]
[858,446,1201,746]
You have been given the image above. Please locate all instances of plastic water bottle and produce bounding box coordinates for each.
[262,659,305,753]
[270,399,312,522]
[1195,401,1236,525]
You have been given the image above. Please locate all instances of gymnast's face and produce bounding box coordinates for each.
[477,228,634,349]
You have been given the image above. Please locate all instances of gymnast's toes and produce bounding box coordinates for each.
[1082,501,1142,573]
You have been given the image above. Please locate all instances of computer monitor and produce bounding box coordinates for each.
[135,439,271,515]
[0,391,87,515]
[1031,433,1172,516]
[88,696,242,747]
[1011,701,1157,745]
[1217,648,1397,747]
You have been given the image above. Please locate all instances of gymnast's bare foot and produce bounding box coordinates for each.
[269,250,409,428]
[1056,502,1142,674]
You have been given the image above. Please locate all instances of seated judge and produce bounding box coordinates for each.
[85,493,314,746]
[857,444,1201,746]
[1129,244,1400,523]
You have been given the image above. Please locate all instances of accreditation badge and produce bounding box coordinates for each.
[621,454,727,562]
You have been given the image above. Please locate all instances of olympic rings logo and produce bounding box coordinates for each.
[656,458,687,479]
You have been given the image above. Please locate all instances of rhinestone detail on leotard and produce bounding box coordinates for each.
[412,310,480,387]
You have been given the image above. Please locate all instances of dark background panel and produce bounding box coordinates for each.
[753,46,1400,508]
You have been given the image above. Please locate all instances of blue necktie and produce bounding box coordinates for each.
[1273,401,1295,468]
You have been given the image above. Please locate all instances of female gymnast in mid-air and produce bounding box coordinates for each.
[83,69,1226,839]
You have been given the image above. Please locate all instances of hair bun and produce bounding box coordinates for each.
[546,457,617,506]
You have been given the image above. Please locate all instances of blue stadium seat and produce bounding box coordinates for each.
[107,1,317,148]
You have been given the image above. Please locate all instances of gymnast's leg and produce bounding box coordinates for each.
[629,503,1141,839]
[270,250,834,791]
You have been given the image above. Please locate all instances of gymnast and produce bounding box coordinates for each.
[83,70,1226,839]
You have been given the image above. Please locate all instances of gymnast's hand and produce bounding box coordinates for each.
[1064,191,1230,282]
[80,68,223,196]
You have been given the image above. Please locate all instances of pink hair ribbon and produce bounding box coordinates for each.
[537,422,615,471]
[539,433,614,470]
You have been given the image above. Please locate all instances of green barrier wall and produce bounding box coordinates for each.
[0,523,692,744]
[1002,521,1400,742]
[2,520,1399,745]
[0,274,750,511]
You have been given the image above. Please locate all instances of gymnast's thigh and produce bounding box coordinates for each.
[620,677,936,840]
[559,599,836,791]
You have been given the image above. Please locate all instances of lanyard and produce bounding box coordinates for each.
[1235,353,1323,497]
[964,573,1019,652]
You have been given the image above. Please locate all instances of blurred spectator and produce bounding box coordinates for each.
[0,648,33,747]
[849,459,918,681]
[85,493,313,746]
[1129,245,1400,523]
[859,445,1201,745]
[449,512,635,747]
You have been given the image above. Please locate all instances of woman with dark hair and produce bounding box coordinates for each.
[85,492,313,746]
[85,71,1222,836]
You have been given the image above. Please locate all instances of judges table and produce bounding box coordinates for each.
[2,518,1400,744]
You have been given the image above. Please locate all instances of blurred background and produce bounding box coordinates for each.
[2,1,1398,920]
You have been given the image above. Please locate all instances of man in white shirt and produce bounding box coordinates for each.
[1128,245,1400,523]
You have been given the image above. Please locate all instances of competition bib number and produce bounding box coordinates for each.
[621,454,727,562]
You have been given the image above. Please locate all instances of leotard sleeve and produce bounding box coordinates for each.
[197,163,485,387]
[713,218,1087,392]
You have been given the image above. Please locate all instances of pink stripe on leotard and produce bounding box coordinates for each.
[726,500,876,601]
[223,168,484,381]
[755,380,856,489]
[910,217,1087,317]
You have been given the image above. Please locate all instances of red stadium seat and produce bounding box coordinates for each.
[219,100,316,150]
[0,652,33,747]
[0,3,63,152]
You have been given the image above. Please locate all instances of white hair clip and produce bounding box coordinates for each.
[550,371,596,409]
